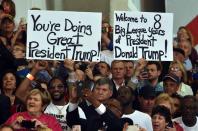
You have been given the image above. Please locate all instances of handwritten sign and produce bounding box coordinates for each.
[26,10,102,61]
[114,11,173,61]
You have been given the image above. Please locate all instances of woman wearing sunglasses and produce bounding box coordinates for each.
[168,60,193,96]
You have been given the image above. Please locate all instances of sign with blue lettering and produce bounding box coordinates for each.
[27,10,101,61]
[114,11,173,61]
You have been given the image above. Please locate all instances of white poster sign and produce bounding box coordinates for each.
[27,10,102,61]
[114,11,173,61]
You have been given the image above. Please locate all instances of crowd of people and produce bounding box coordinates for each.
[0,0,198,131]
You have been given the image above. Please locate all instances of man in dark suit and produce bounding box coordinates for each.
[111,60,126,98]
[0,94,11,124]
[66,77,124,131]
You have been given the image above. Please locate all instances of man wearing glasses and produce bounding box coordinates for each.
[44,77,85,131]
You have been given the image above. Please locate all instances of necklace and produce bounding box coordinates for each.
[53,105,65,115]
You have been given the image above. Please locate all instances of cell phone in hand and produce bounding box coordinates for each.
[76,81,85,97]
[140,68,148,79]
[20,120,36,129]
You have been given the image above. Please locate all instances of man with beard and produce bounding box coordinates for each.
[44,77,85,131]
[144,61,163,95]
[173,95,198,131]
[15,60,85,131]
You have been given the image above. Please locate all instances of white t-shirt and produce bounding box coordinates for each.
[45,102,86,131]
[122,110,153,131]
[100,50,113,66]
[178,83,193,96]
[173,117,198,131]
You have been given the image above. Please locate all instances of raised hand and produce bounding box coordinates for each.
[30,60,48,76]
[133,58,147,77]
[69,86,79,103]
[136,58,147,71]
[85,67,93,80]
[64,59,75,71]
[34,61,48,71]
[11,116,24,130]
[82,88,100,108]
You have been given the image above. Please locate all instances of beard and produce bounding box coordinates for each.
[51,93,65,101]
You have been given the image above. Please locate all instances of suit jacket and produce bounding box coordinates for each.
[0,94,11,125]
[111,79,128,99]
[66,101,123,131]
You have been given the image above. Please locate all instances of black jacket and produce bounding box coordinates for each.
[111,79,128,99]
[66,101,124,131]
[0,94,11,124]
[0,42,17,78]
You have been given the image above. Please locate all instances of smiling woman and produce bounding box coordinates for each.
[0,70,25,115]
[5,88,62,131]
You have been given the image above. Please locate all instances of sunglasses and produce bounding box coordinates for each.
[170,67,181,72]
[49,84,65,90]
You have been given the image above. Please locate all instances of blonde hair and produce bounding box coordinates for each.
[26,88,51,108]
[178,26,194,46]
[169,60,187,83]
[155,93,174,113]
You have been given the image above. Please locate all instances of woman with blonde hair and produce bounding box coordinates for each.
[154,93,184,131]
[169,60,187,83]
[177,26,194,45]
[168,60,193,96]
[155,93,174,114]
[177,27,198,72]
[5,88,62,131]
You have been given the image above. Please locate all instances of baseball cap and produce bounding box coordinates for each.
[163,73,180,84]
[139,85,156,99]
[173,47,185,57]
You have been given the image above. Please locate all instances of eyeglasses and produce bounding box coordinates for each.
[49,84,64,90]
[170,67,181,72]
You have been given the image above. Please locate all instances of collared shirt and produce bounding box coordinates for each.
[177,82,193,96]
[68,102,106,115]
[154,82,164,93]
[183,58,192,71]
[113,80,125,90]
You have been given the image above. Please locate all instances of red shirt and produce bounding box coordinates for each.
[5,111,62,131]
